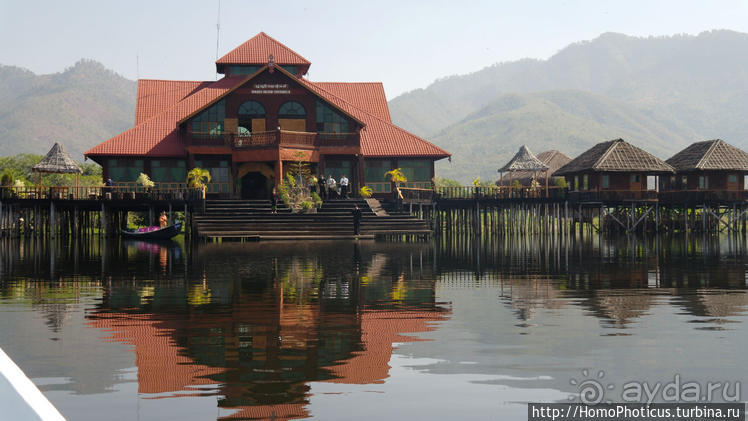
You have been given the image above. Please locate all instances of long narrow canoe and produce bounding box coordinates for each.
[121,222,182,240]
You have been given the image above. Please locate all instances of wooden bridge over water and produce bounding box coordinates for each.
[399,185,748,236]
[1,183,746,239]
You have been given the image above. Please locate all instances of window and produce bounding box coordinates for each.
[324,160,351,183]
[364,160,391,183]
[280,65,298,76]
[744,175,748,190]
[191,100,225,135]
[699,175,709,189]
[278,101,306,131]
[631,174,640,183]
[238,101,266,135]
[151,160,186,183]
[238,101,265,116]
[194,160,229,183]
[574,176,579,191]
[107,159,144,182]
[228,65,261,76]
[400,160,431,182]
[681,175,688,190]
[647,175,657,191]
[582,174,588,190]
[728,174,738,183]
[316,100,349,134]
[602,174,610,189]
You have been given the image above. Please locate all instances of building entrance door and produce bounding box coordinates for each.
[241,172,268,199]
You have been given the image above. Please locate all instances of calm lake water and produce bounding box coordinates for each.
[0,234,746,420]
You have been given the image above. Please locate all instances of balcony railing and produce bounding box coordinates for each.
[0,185,204,201]
[566,190,658,202]
[658,190,748,204]
[437,186,568,200]
[188,130,359,149]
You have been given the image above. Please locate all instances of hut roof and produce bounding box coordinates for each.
[503,150,572,182]
[498,145,549,172]
[555,138,674,175]
[666,139,748,171]
[32,143,82,174]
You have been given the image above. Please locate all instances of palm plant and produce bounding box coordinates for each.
[384,168,407,186]
[186,167,211,189]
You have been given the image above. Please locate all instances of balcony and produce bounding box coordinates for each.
[188,130,359,149]
[567,190,659,202]
[658,190,748,204]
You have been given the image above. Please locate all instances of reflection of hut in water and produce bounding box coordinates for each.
[499,150,571,187]
[582,291,655,327]
[674,291,748,319]
[497,276,567,321]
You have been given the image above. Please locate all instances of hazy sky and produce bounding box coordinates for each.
[2,0,748,98]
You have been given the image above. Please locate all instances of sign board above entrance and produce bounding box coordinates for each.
[251,83,291,94]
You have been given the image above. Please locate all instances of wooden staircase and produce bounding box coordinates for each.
[193,199,431,240]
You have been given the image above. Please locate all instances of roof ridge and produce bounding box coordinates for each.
[695,139,721,169]
[591,139,621,170]
[138,78,206,83]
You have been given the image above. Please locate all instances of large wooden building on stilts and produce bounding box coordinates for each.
[84,32,450,199]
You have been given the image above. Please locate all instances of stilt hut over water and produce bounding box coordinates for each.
[498,146,549,196]
[661,139,748,203]
[555,138,674,202]
[499,150,571,187]
[32,143,82,190]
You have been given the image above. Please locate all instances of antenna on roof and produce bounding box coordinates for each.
[215,0,221,80]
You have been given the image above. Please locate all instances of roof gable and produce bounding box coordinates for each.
[557,139,674,175]
[216,32,310,74]
[666,139,748,171]
[33,143,82,174]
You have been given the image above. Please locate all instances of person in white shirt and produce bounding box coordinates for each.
[339,174,349,199]
[327,175,337,199]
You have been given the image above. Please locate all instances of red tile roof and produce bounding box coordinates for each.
[310,82,392,123]
[86,33,450,160]
[216,32,310,66]
[135,80,210,124]
[86,76,248,157]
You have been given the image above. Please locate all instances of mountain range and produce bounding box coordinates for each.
[2,30,748,182]
[389,30,748,182]
[0,60,135,161]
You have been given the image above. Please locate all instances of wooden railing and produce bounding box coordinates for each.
[0,185,204,201]
[189,130,360,149]
[399,187,434,204]
[437,186,568,200]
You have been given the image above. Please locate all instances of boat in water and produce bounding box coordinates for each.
[121,222,182,240]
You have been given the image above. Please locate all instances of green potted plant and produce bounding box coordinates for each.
[186,167,212,199]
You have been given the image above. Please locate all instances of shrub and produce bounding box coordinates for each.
[311,191,322,207]
[136,172,155,188]
[300,200,314,212]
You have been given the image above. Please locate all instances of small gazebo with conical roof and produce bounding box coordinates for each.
[32,143,83,190]
[498,145,550,196]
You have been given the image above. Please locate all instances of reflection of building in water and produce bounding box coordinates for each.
[497,276,566,321]
[579,291,655,327]
[673,290,748,320]
[86,251,448,420]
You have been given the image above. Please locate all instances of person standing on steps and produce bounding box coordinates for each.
[327,175,337,199]
[319,173,327,200]
[352,204,362,236]
[339,174,349,199]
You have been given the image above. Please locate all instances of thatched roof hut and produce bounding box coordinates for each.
[501,150,572,185]
[556,138,674,176]
[666,139,748,172]
[498,145,548,173]
[32,143,82,174]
